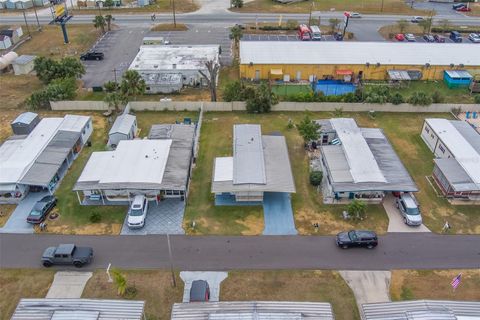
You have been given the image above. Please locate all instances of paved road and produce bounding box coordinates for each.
[1,233,479,270]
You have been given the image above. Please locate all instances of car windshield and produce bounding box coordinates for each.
[406,207,420,215]
[348,231,358,241]
[129,208,144,216]
[33,203,45,211]
[30,210,42,216]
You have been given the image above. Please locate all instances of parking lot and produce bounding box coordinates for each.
[242,33,337,41]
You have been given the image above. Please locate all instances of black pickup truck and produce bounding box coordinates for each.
[41,244,93,268]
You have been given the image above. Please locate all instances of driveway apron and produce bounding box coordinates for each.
[383,194,431,233]
[180,271,228,302]
[262,192,297,235]
[0,191,48,234]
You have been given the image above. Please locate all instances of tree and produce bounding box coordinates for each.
[246,81,278,113]
[27,78,77,110]
[104,80,119,93]
[111,268,127,296]
[231,0,243,8]
[396,19,409,34]
[418,17,433,34]
[104,91,123,113]
[93,15,106,34]
[120,70,146,100]
[33,56,85,84]
[297,114,321,143]
[229,25,243,49]
[58,57,85,80]
[199,60,220,102]
[347,199,367,220]
[328,18,340,33]
[105,14,114,31]
[104,0,114,8]
[438,18,451,31]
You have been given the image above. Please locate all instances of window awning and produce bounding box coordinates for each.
[336,70,353,75]
[270,69,283,76]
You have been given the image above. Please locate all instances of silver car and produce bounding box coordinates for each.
[405,33,416,42]
[396,193,422,226]
[468,33,480,43]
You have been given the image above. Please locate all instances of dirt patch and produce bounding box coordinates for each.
[40,222,122,235]
[0,205,16,228]
[0,74,44,110]
[236,214,264,235]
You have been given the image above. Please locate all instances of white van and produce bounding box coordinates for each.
[310,25,322,41]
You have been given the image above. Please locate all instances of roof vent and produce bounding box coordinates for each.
[173,64,177,69]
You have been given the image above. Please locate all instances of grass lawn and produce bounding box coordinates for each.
[72,0,198,14]
[0,269,55,320]
[221,270,359,320]
[185,112,389,235]
[0,74,44,110]
[391,270,480,301]
[233,0,428,14]
[272,84,313,97]
[82,269,184,320]
[0,205,15,227]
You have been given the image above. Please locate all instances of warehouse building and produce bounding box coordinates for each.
[318,118,417,203]
[0,114,92,204]
[129,45,220,93]
[212,124,295,203]
[421,118,480,201]
[239,41,480,81]
[74,123,195,204]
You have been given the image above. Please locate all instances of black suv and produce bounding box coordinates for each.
[336,230,378,249]
[80,51,104,61]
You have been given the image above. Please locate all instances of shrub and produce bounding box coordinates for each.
[431,90,444,103]
[309,171,323,186]
[286,19,298,30]
[389,92,404,105]
[246,82,278,113]
[90,212,102,223]
[27,78,77,110]
[222,80,254,102]
[231,0,243,7]
[408,91,432,106]
[474,95,480,104]
[363,86,391,104]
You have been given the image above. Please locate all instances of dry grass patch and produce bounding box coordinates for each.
[0,74,44,110]
[72,0,198,14]
[0,204,15,227]
[391,270,480,301]
[221,270,360,320]
[82,269,184,320]
[151,23,189,31]
[0,269,55,320]
[378,24,424,40]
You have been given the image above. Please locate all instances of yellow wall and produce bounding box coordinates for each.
[239,64,480,81]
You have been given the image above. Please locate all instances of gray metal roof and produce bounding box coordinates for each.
[212,133,296,193]
[434,158,479,192]
[109,114,136,136]
[233,124,267,185]
[11,298,145,320]
[362,300,480,320]
[11,112,38,125]
[450,120,480,154]
[171,301,334,320]
[13,54,36,65]
[320,119,417,193]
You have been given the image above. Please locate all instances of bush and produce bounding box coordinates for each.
[231,0,243,7]
[124,286,138,299]
[431,90,444,103]
[27,78,77,110]
[474,95,480,104]
[286,19,298,30]
[246,82,278,113]
[389,93,404,105]
[309,171,323,186]
[363,86,391,104]
[90,212,102,223]
[408,91,433,106]
[222,80,254,102]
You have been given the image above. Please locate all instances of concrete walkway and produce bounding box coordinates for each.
[383,195,430,233]
[339,271,391,318]
[46,271,93,298]
[262,192,297,235]
[180,271,228,302]
[0,191,48,234]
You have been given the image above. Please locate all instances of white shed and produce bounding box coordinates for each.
[107,114,137,149]
[12,55,36,75]
[0,35,12,50]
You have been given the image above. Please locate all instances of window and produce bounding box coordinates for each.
[425,126,430,133]
[431,133,434,139]
[54,254,61,258]
[439,145,445,153]
[62,254,68,258]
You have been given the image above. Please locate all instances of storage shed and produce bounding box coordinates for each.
[0,35,12,50]
[12,55,36,75]
[0,29,19,43]
[444,70,472,88]
[107,113,137,149]
[11,112,40,135]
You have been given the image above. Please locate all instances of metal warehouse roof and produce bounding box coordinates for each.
[11,112,38,125]
[233,124,266,185]
[11,298,145,320]
[109,113,136,136]
[239,41,480,66]
[171,301,334,320]
[362,300,480,320]
[320,119,417,193]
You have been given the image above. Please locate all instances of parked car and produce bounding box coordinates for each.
[452,3,466,9]
[434,34,446,43]
[336,230,378,249]
[80,51,104,61]
[297,24,312,41]
[394,33,405,41]
[405,33,416,42]
[190,280,210,302]
[334,32,344,41]
[310,25,322,41]
[423,34,435,42]
[450,31,463,42]
[349,12,361,18]
[42,244,93,268]
[127,195,149,229]
[411,16,424,23]
[396,193,422,226]
[26,195,57,224]
[456,6,471,11]
[469,33,480,43]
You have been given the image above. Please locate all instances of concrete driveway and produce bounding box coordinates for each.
[46,271,92,298]
[180,271,228,302]
[0,191,48,234]
[383,194,430,233]
[120,199,185,235]
[262,192,297,235]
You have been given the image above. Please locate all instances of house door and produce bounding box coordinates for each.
[255,70,260,81]
[349,192,355,199]
[296,71,301,81]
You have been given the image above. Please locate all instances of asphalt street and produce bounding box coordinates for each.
[1,233,479,270]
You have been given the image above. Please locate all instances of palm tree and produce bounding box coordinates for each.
[104,91,122,113]
[111,268,127,296]
[93,15,106,34]
[328,18,340,33]
[105,14,114,31]
[396,19,409,34]
[229,25,243,49]
[120,70,146,100]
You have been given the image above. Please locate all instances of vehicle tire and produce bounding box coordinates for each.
[403,217,408,225]
[96,57,100,61]
[342,245,348,249]
[73,261,84,268]
[43,261,53,267]
[366,244,374,249]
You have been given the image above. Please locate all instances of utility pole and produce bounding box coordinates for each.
[380,0,384,12]
[172,0,176,28]
[32,2,41,31]
[167,234,177,288]
[22,4,31,37]
[308,1,314,26]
